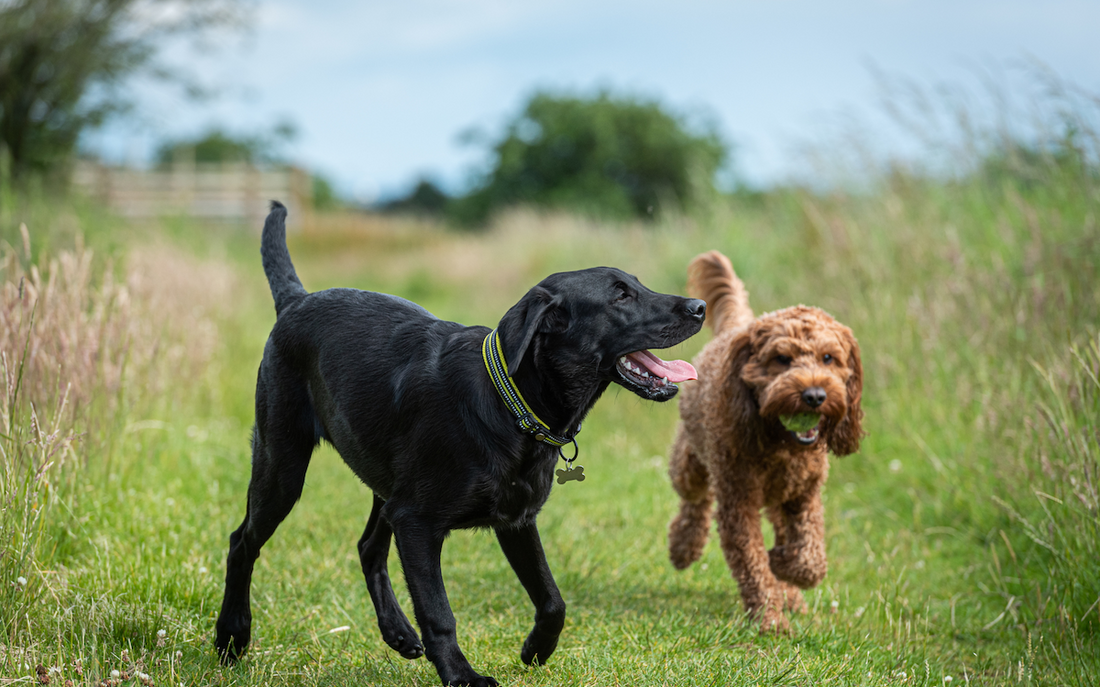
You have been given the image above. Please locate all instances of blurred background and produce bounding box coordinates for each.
[3,0,1098,224]
[2,2,1099,685]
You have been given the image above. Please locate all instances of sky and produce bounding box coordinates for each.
[84,0,1100,202]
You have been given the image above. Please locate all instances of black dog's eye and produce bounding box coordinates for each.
[823,354,833,365]
[776,355,792,365]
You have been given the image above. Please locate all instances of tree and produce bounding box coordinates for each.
[154,122,297,166]
[451,91,729,225]
[0,0,247,182]
[378,178,450,217]
[155,125,347,211]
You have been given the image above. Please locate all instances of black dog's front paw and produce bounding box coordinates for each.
[384,631,425,660]
[214,614,251,664]
[520,628,560,666]
[441,672,499,687]
[378,611,424,659]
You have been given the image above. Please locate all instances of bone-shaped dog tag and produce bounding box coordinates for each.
[555,465,586,484]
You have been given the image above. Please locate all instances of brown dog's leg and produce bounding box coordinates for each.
[767,494,827,591]
[714,482,788,633]
[668,428,714,570]
[764,506,807,613]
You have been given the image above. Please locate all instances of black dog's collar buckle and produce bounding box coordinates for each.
[516,413,580,447]
[520,417,586,485]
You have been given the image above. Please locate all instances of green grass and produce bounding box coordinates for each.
[2,157,1099,686]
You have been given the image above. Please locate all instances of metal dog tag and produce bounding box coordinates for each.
[556,465,586,484]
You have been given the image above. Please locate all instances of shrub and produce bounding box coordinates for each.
[451,90,728,225]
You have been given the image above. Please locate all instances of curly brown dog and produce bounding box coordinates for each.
[667,250,863,632]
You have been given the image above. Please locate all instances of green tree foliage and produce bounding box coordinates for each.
[311,174,340,211]
[155,130,264,166]
[155,125,346,211]
[451,91,729,225]
[378,178,450,217]
[0,0,247,182]
[154,122,297,166]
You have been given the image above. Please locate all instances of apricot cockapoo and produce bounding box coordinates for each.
[668,250,864,632]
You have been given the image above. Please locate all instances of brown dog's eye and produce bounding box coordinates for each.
[776,355,792,365]
[823,354,833,364]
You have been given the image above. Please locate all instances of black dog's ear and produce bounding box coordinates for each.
[498,286,568,376]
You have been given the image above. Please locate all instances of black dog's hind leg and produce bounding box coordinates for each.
[496,523,566,666]
[215,374,315,663]
[359,494,424,659]
[389,510,498,687]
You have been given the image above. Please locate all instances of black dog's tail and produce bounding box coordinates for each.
[261,201,308,316]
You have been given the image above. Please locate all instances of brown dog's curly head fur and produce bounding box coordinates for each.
[725,307,863,457]
[668,250,864,632]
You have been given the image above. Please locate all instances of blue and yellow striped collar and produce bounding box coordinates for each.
[482,329,580,449]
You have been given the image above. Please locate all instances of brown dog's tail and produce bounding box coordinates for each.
[687,250,752,334]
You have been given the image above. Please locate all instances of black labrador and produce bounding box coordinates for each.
[214,202,706,686]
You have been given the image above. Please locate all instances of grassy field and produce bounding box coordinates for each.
[2,147,1099,685]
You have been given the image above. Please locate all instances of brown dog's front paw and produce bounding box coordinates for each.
[755,606,791,634]
[744,595,791,635]
[777,582,806,614]
[768,544,826,589]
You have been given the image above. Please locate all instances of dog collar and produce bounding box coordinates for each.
[482,329,581,450]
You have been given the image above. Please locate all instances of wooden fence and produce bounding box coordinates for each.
[71,161,312,230]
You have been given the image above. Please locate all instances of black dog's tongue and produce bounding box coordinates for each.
[624,350,697,382]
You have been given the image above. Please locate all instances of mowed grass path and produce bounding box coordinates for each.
[12,196,1096,686]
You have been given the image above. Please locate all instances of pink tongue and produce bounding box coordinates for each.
[626,350,698,382]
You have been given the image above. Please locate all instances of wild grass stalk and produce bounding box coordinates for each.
[992,336,1100,640]
[774,66,1100,681]
[0,220,233,678]
[0,298,80,645]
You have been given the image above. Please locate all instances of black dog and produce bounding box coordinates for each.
[214,202,705,686]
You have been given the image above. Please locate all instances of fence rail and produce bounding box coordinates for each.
[72,161,312,230]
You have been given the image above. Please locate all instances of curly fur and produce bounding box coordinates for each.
[668,250,864,632]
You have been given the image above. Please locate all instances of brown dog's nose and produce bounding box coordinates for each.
[801,387,826,408]
[685,298,706,322]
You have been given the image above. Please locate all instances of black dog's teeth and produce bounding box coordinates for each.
[617,355,670,388]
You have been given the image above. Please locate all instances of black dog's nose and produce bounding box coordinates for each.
[801,387,827,408]
[685,298,706,322]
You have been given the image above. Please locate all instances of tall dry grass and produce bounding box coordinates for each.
[0,224,236,647]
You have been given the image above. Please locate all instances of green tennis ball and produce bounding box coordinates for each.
[780,413,820,432]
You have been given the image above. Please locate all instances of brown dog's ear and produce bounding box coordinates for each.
[723,328,765,456]
[827,326,864,456]
[498,286,568,376]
